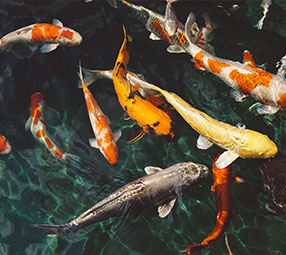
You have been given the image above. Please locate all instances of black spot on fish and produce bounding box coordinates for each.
[153,121,159,127]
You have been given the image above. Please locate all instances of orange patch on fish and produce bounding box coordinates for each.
[0,136,7,152]
[44,137,54,149]
[176,30,188,46]
[150,18,172,43]
[193,50,206,70]
[277,93,286,108]
[55,148,64,159]
[243,50,256,67]
[59,30,73,40]
[207,59,231,74]
[31,24,60,42]
[102,143,118,165]
[229,68,272,94]
[36,130,44,138]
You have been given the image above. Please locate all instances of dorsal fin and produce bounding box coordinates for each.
[243,50,256,67]
[144,166,163,175]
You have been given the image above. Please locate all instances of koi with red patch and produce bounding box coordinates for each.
[78,65,121,165]
[112,26,176,142]
[115,0,215,54]
[0,19,82,54]
[25,92,67,159]
[0,134,11,155]
[184,154,244,255]
[185,12,286,115]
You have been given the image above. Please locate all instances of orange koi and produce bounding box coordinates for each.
[78,65,121,165]
[112,26,176,142]
[116,0,215,54]
[185,12,286,115]
[184,154,244,254]
[0,19,82,53]
[25,92,67,159]
[0,134,11,154]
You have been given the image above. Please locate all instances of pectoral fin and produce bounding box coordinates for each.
[40,43,59,53]
[149,33,161,41]
[167,45,185,54]
[243,50,256,67]
[127,125,145,144]
[158,198,176,218]
[144,166,163,175]
[230,89,247,102]
[89,138,99,149]
[215,151,239,169]
[256,104,279,115]
[197,135,213,150]
[25,116,32,131]
[113,129,122,143]
[52,19,63,28]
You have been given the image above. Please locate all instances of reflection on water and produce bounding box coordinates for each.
[0,0,286,254]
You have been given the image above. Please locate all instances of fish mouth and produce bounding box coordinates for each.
[200,165,209,178]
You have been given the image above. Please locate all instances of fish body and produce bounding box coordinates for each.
[185,154,243,254]
[32,161,209,236]
[25,92,67,159]
[0,134,11,154]
[118,0,215,54]
[0,19,82,53]
[112,26,176,142]
[127,75,278,168]
[79,66,120,165]
[184,12,286,114]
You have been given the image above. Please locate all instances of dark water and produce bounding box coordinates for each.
[0,0,286,254]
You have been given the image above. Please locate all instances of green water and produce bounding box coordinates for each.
[0,1,286,254]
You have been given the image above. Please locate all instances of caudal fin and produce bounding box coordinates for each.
[77,68,113,88]
[32,223,75,236]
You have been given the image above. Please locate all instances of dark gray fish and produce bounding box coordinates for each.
[32,161,208,236]
[259,152,286,216]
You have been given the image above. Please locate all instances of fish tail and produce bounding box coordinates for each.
[77,68,110,88]
[107,0,119,8]
[184,244,206,254]
[32,222,77,236]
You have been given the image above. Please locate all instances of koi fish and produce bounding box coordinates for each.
[78,65,121,165]
[25,92,67,159]
[184,12,286,115]
[0,19,82,54]
[184,154,243,254]
[32,161,209,236]
[0,134,11,154]
[127,75,278,168]
[115,0,215,54]
[112,26,176,143]
[78,67,174,118]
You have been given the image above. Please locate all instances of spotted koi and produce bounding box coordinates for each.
[78,65,121,165]
[0,19,82,53]
[25,92,67,159]
[0,134,11,155]
[184,154,244,254]
[184,12,286,115]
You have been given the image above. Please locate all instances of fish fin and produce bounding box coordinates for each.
[166,45,185,53]
[256,104,279,115]
[127,76,158,95]
[127,125,145,144]
[184,12,197,45]
[89,138,99,149]
[40,43,59,53]
[107,0,118,8]
[230,89,247,102]
[78,68,113,88]
[131,210,144,223]
[215,151,239,169]
[113,129,122,143]
[25,116,32,131]
[243,50,256,67]
[224,233,234,255]
[236,122,246,129]
[234,176,245,183]
[276,54,286,79]
[149,33,161,41]
[158,198,176,218]
[52,18,63,28]
[197,135,213,150]
[144,166,163,175]
[164,1,178,36]
[32,222,74,236]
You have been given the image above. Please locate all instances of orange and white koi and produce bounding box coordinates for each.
[184,154,244,254]
[0,134,11,154]
[116,0,215,54]
[78,65,121,165]
[112,26,176,142]
[0,19,82,53]
[184,12,286,115]
[78,67,174,118]
[127,75,278,168]
[25,92,67,159]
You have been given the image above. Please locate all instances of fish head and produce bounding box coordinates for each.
[177,162,209,189]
